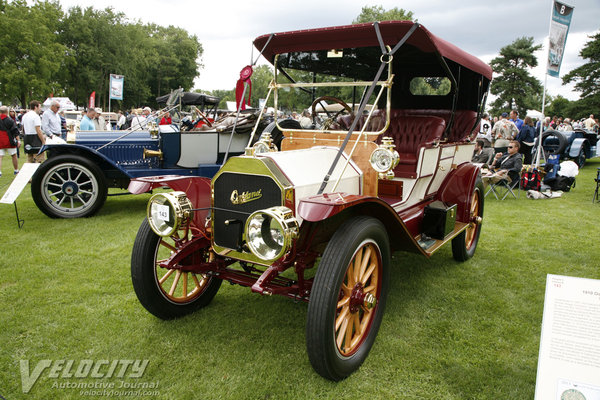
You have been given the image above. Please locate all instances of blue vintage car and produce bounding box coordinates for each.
[539,128,600,167]
[30,92,283,218]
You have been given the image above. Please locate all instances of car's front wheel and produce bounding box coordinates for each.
[31,154,108,218]
[131,218,222,320]
[306,216,390,381]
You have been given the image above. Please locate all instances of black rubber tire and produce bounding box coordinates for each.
[576,148,586,168]
[541,129,568,155]
[452,178,484,261]
[131,218,222,320]
[306,216,390,381]
[262,119,302,149]
[31,154,108,218]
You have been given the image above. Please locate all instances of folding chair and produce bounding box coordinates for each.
[485,170,521,200]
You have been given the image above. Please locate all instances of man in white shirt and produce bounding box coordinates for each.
[130,109,147,130]
[41,100,62,138]
[22,100,46,163]
[584,114,597,131]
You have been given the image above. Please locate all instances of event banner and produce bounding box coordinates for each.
[547,1,574,77]
[534,274,600,400]
[109,74,124,100]
[89,91,95,109]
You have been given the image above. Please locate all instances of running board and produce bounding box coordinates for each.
[416,222,469,255]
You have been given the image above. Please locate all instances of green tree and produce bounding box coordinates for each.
[489,37,543,117]
[562,32,600,115]
[352,5,414,24]
[146,24,202,102]
[0,0,65,106]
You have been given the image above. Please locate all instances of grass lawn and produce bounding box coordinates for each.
[1,155,599,399]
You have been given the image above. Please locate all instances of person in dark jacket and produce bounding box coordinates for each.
[483,140,523,185]
[517,116,536,164]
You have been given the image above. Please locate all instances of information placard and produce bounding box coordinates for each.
[535,274,600,400]
[0,163,40,204]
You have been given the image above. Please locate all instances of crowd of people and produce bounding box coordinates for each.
[1,99,598,185]
[472,110,599,188]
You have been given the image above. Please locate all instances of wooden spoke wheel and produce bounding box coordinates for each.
[452,178,484,261]
[335,242,380,356]
[131,218,221,320]
[306,216,390,381]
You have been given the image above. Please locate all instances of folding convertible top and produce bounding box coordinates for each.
[253,21,492,80]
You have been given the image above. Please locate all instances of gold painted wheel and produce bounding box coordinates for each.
[131,218,222,319]
[154,232,211,304]
[335,243,381,356]
[465,191,481,250]
[306,216,390,381]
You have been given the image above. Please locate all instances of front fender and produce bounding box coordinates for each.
[129,176,212,231]
[297,193,424,254]
[436,162,481,222]
[42,144,131,178]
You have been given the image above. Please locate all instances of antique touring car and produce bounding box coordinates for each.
[130,21,492,380]
[30,92,281,218]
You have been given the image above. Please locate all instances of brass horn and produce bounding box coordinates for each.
[143,149,163,160]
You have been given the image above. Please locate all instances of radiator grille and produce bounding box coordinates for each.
[213,172,282,250]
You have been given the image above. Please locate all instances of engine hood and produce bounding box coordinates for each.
[256,146,362,208]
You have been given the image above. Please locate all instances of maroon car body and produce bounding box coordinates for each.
[130,21,491,381]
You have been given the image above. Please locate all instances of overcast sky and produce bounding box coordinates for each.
[57,0,599,103]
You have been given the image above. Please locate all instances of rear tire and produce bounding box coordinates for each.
[452,179,484,261]
[306,216,390,381]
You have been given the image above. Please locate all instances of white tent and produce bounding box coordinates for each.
[42,97,76,111]
[526,109,544,120]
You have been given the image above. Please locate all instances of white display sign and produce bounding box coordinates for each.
[535,274,600,400]
[155,204,170,221]
[0,163,41,204]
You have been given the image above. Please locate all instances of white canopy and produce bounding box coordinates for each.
[42,97,76,111]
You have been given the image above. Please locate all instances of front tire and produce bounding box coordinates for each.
[131,219,222,320]
[306,216,390,381]
[452,179,484,261]
[31,154,108,218]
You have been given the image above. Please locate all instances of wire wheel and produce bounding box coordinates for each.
[335,242,381,356]
[31,155,107,218]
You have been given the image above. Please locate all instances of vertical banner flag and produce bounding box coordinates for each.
[547,1,574,77]
[89,91,96,109]
[109,74,124,100]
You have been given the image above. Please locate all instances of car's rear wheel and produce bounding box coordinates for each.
[306,216,390,381]
[576,148,586,168]
[131,218,222,320]
[31,154,107,218]
[452,179,484,261]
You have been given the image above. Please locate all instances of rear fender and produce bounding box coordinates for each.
[129,176,212,231]
[436,162,481,222]
[297,193,424,254]
[569,138,589,158]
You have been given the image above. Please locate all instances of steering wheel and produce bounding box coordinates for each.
[193,106,213,128]
[311,96,354,130]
